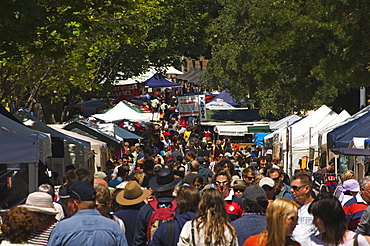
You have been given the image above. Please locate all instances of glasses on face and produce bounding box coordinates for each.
[243,176,255,180]
[234,188,245,193]
[362,187,370,193]
[216,180,228,185]
[291,184,307,191]
[122,161,129,163]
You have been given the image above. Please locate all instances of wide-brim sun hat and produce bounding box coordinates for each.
[20,192,58,215]
[149,168,181,192]
[116,181,151,206]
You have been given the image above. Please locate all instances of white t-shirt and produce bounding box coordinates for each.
[178,220,237,246]
[292,203,318,244]
[303,230,369,246]
[341,194,353,206]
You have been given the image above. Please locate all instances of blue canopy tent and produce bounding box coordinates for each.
[208,89,243,106]
[143,74,182,88]
[254,133,271,147]
[327,106,370,148]
[331,147,370,156]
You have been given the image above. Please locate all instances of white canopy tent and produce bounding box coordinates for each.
[114,66,182,85]
[14,111,93,174]
[268,105,343,175]
[269,114,301,131]
[318,110,351,147]
[93,101,155,122]
[206,99,235,110]
[49,126,108,172]
[264,114,301,149]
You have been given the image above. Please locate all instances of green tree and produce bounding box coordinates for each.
[1,0,219,122]
[204,0,370,117]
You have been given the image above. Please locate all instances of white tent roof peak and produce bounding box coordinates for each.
[92,101,153,122]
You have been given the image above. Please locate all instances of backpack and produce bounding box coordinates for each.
[146,199,177,242]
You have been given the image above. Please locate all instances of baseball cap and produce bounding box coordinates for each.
[241,185,267,202]
[259,177,275,188]
[343,179,360,192]
[67,181,96,201]
[225,152,232,157]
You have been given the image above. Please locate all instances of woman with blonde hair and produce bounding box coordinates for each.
[178,188,237,246]
[341,170,355,182]
[244,198,300,246]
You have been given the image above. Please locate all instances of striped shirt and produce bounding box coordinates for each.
[343,193,368,231]
[28,222,57,246]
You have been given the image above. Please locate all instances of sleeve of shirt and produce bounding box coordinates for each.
[177,221,192,246]
[357,234,370,246]
[133,205,151,246]
[356,206,370,235]
[47,226,61,246]
[118,232,129,246]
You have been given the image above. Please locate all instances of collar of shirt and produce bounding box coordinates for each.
[356,192,368,204]
[224,188,234,201]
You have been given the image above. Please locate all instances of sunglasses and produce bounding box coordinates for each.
[243,176,255,180]
[233,188,245,193]
[291,185,307,191]
[216,180,228,185]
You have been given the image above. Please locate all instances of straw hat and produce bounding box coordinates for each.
[116,181,151,206]
[20,192,58,215]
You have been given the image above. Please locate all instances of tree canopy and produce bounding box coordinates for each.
[0,0,219,122]
[204,0,370,117]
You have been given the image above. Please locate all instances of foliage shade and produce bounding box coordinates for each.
[204,0,370,117]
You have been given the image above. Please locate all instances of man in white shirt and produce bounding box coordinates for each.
[291,172,318,244]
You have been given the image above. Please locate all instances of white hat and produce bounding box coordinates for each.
[259,177,275,188]
[343,179,360,192]
[20,192,58,215]
[266,149,273,155]
[225,152,232,157]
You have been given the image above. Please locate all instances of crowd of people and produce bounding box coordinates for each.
[2,124,370,246]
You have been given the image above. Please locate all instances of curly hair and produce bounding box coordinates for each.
[195,188,237,245]
[94,183,111,206]
[1,207,34,243]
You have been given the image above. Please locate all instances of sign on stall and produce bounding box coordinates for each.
[178,95,207,121]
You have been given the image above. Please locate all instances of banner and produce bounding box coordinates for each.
[112,84,141,97]
[178,95,207,120]
[178,95,200,117]
[198,95,207,121]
